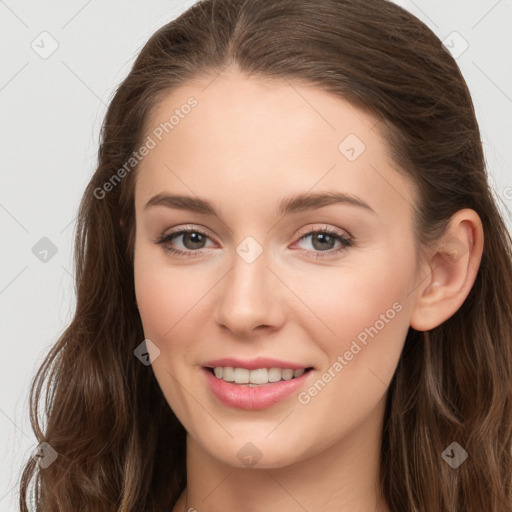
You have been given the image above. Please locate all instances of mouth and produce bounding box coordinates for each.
[202,365,315,410]
[204,366,314,386]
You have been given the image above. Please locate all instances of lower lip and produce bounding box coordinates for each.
[202,367,313,410]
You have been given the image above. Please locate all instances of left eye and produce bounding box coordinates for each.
[295,229,353,254]
[154,226,354,258]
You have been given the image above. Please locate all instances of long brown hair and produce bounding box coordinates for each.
[19,0,512,510]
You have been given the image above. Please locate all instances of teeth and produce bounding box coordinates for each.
[223,367,235,382]
[211,366,308,385]
[234,368,249,384]
[282,369,294,380]
[249,368,268,384]
[268,367,281,382]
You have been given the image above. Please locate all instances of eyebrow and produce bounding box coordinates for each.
[144,191,376,216]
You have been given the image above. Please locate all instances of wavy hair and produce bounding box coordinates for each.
[19,0,512,510]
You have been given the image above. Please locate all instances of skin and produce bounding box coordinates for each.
[132,67,484,512]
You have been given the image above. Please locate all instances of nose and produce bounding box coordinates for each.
[214,247,286,337]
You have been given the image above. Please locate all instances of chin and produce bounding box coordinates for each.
[201,435,309,470]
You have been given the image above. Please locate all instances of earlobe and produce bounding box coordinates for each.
[409,209,484,332]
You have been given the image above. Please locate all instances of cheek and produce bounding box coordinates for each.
[134,242,178,341]
[298,263,407,337]
[292,266,410,438]
[135,267,186,341]
[291,254,412,380]
[133,260,198,401]
[133,248,214,349]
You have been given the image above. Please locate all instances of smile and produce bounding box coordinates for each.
[202,366,314,410]
[209,366,311,385]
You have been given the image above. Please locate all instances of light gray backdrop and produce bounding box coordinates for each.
[1,1,511,509]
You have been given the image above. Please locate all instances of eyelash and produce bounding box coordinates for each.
[154,225,354,259]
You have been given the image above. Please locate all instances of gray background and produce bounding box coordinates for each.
[1,0,511,509]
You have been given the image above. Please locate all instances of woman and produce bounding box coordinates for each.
[19,0,512,510]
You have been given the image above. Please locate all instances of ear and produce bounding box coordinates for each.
[409,208,484,331]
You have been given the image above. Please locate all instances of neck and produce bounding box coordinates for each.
[176,394,390,512]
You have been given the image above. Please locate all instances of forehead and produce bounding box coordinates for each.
[134,71,418,226]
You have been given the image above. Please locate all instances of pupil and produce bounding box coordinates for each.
[185,232,205,249]
[313,233,334,251]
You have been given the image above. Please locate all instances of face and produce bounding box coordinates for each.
[133,69,421,468]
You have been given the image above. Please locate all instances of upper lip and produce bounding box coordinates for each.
[202,357,312,370]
